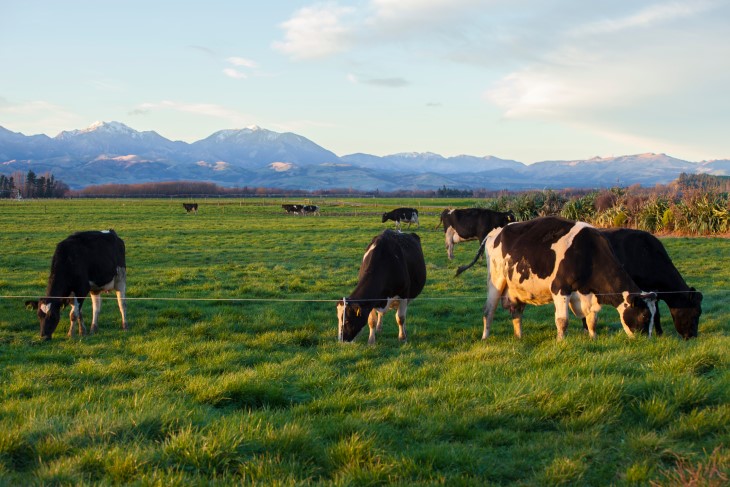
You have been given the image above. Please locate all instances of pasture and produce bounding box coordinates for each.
[0,198,728,485]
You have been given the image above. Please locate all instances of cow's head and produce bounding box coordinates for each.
[618,292,657,336]
[337,299,369,342]
[669,288,702,339]
[381,213,389,223]
[28,298,61,340]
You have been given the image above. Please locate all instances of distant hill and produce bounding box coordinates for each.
[0,121,723,190]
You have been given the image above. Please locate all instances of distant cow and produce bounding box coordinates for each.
[282,204,303,214]
[480,217,656,341]
[301,204,320,216]
[183,203,198,214]
[27,230,128,340]
[437,208,515,262]
[382,207,419,230]
[583,228,702,339]
[337,229,426,344]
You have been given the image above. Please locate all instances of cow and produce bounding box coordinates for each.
[582,228,702,339]
[382,207,419,230]
[479,216,656,341]
[437,208,516,262]
[301,204,320,216]
[337,229,426,344]
[183,203,198,214]
[282,204,303,214]
[26,230,128,340]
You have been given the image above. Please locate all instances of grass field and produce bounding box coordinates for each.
[0,198,728,485]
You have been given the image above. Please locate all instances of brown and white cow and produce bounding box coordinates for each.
[337,229,426,344]
[183,203,198,214]
[481,216,656,341]
[437,208,515,261]
[27,230,128,340]
[382,207,419,230]
[584,228,702,339]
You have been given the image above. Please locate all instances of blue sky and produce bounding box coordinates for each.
[1,0,728,163]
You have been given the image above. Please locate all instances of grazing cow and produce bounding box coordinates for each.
[301,204,320,216]
[183,203,198,214]
[282,204,303,214]
[437,208,516,261]
[382,207,419,230]
[337,229,426,344]
[582,228,702,339]
[27,230,128,340]
[480,216,656,341]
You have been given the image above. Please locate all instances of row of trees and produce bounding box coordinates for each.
[0,170,69,199]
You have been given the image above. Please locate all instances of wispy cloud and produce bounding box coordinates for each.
[272,3,356,59]
[570,1,714,37]
[130,101,254,126]
[222,56,259,79]
[0,98,80,134]
[347,73,409,87]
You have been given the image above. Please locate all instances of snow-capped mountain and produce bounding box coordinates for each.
[0,121,722,190]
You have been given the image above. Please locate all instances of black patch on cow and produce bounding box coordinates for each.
[498,217,571,281]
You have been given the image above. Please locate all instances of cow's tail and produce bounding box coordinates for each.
[433,211,445,231]
[455,238,487,277]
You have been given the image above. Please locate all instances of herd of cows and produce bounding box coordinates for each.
[25,204,702,343]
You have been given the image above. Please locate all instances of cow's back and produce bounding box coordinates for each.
[359,230,425,300]
[51,231,125,287]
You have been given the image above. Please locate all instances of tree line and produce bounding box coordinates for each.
[0,170,69,199]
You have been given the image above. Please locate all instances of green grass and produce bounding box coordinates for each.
[0,198,728,485]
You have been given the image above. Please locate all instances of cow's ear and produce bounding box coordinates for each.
[25,300,39,310]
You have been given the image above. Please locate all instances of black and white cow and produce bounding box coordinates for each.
[481,216,656,341]
[437,208,516,261]
[183,203,198,214]
[301,204,320,216]
[382,207,419,230]
[282,204,303,214]
[337,229,426,344]
[583,228,702,339]
[27,230,128,340]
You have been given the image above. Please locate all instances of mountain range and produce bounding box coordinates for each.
[1,121,728,191]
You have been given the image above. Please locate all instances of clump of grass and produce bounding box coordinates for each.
[651,446,728,487]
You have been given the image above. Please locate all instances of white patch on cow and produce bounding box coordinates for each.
[40,302,51,314]
[362,243,376,263]
[375,296,401,314]
[492,221,594,306]
[616,291,635,337]
[101,230,110,234]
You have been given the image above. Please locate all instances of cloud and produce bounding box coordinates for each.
[222,57,259,79]
[223,68,248,79]
[273,3,356,59]
[130,101,254,126]
[347,73,409,87]
[0,98,80,134]
[569,1,714,37]
[227,57,258,68]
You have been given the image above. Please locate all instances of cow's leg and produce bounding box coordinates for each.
[115,268,128,331]
[396,300,408,342]
[509,302,525,338]
[482,282,503,340]
[654,306,663,336]
[68,297,87,337]
[90,292,102,334]
[552,294,570,341]
[583,312,598,339]
[367,311,377,345]
[445,227,455,260]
